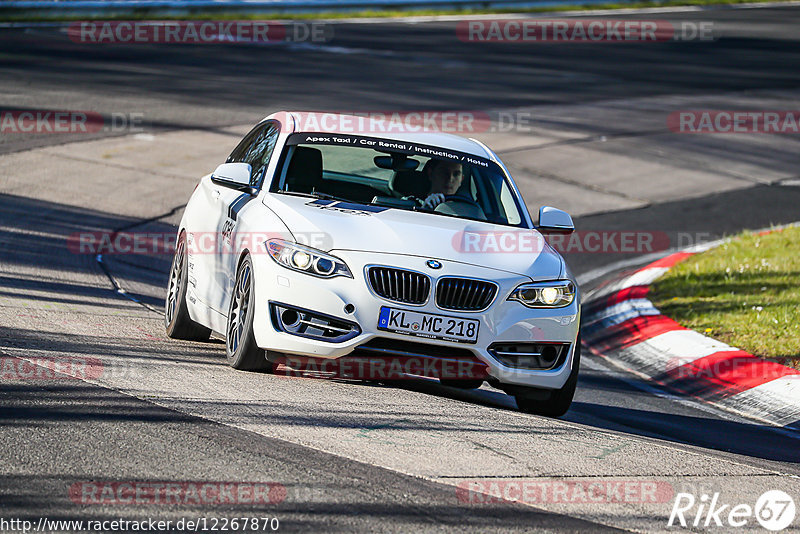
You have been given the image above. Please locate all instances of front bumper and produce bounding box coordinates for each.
[251,250,580,390]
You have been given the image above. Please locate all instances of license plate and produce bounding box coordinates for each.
[377,307,480,344]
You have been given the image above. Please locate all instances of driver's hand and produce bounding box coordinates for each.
[421,193,445,210]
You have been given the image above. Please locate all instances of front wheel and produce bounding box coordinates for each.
[226,254,268,371]
[514,337,581,418]
[165,232,211,341]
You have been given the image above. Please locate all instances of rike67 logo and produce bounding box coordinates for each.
[669,490,796,531]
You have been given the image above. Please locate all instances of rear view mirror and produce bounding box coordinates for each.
[211,162,252,188]
[537,206,574,234]
[374,154,420,171]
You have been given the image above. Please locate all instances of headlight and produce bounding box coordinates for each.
[508,280,575,308]
[266,239,352,278]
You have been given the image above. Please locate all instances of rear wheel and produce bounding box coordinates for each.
[514,337,581,418]
[226,254,268,371]
[165,232,211,341]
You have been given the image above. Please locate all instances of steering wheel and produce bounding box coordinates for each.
[443,194,480,208]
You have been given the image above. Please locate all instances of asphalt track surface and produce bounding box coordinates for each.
[2,7,800,533]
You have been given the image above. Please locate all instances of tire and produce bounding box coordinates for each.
[440,379,484,390]
[165,232,211,341]
[225,254,268,371]
[514,337,581,418]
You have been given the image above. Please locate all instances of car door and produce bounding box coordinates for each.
[209,121,281,314]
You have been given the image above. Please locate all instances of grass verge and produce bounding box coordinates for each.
[1,0,798,22]
[649,226,800,368]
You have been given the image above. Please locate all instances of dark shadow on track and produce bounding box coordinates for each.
[0,192,174,309]
[566,400,800,464]
[351,365,800,466]
[0,376,622,533]
[4,13,800,154]
[566,183,800,277]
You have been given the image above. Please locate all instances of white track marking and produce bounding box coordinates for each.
[583,298,660,329]
[643,330,738,363]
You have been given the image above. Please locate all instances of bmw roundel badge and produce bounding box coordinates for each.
[426,260,442,269]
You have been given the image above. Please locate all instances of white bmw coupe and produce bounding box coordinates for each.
[165,111,581,416]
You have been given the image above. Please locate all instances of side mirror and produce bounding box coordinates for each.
[211,162,253,189]
[537,206,574,234]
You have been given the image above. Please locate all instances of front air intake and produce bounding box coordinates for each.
[488,342,570,370]
[270,302,360,343]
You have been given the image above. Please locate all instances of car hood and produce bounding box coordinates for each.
[263,194,564,279]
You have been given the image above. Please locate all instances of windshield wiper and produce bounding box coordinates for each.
[277,190,352,203]
[312,191,352,202]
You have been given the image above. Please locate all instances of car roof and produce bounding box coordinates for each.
[264,110,496,161]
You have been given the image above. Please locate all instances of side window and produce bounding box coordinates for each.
[227,125,261,163]
[226,122,280,187]
[498,180,522,225]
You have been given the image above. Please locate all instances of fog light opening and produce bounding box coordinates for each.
[487,342,570,370]
[540,345,558,365]
[270,302,362,343]
[281,309,301,327]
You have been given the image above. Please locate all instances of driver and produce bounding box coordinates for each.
[421,159,464,210]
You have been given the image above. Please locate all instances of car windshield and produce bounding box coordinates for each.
[272,133,526,228]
